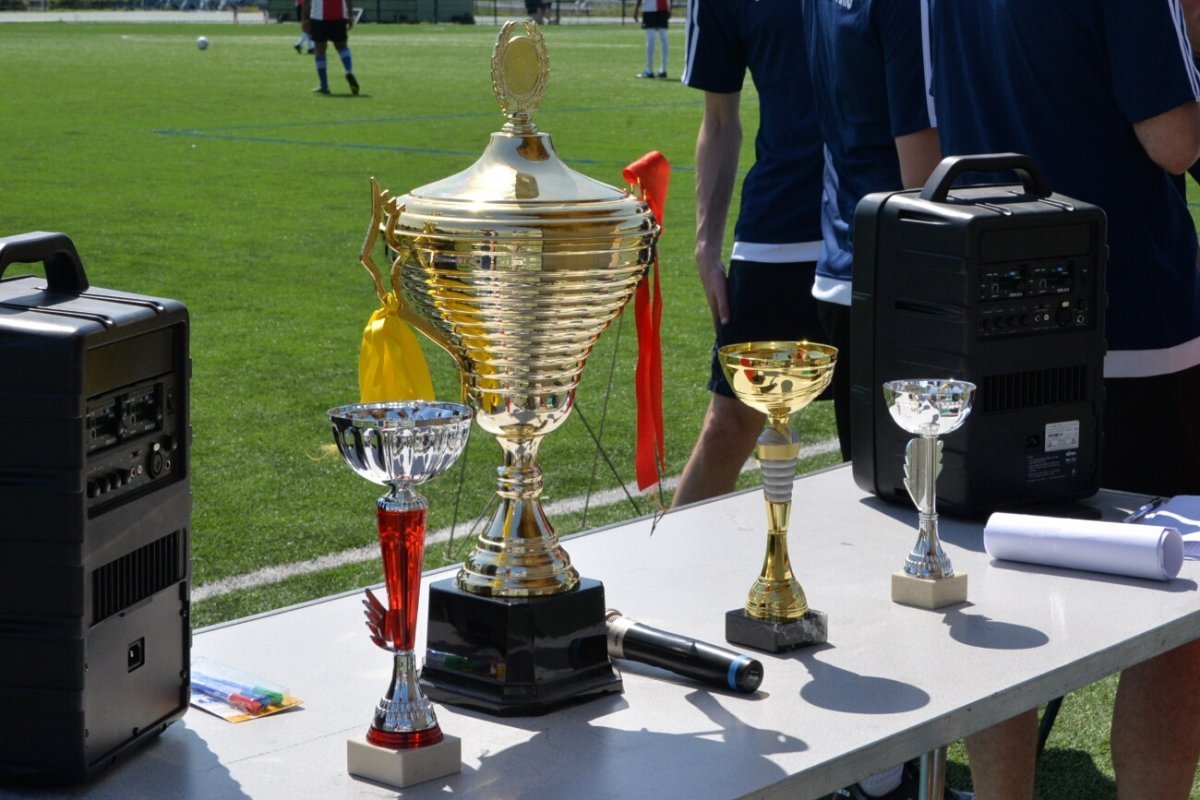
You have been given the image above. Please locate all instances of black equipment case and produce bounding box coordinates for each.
[850,154,1107,516]
[0,232,191,782]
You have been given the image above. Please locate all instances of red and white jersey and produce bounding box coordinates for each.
[309,0,349,21]
[640,0,668,12]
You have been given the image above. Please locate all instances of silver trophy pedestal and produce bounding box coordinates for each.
[347,733,462,789]
[891,571,968,609]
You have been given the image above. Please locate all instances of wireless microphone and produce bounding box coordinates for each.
[605,609,764,693]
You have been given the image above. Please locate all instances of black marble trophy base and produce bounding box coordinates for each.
[420,576,623,716]
[725,607,828,653]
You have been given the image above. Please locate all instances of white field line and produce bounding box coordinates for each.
[191,437,842,602]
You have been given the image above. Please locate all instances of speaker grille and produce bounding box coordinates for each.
[981,365,1089,414]
[92,531,183,625]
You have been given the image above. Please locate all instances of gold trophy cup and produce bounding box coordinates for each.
[358,20,659,714]
[719,341,837,652]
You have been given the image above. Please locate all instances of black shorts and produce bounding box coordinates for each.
[1101,361,1200,496]
[641,9,669,28]
[708,259,824,398]
[309,18,348,44]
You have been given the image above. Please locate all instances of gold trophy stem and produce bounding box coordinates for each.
[744,421,809,622]
[456,435,580,598]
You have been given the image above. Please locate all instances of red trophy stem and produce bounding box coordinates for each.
[376,506,427,653]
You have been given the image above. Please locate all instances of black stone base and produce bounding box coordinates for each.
[420,576,623,716]
[725,607,828,654]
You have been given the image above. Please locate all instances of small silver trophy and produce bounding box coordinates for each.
[882,379,975,609]
[329,401,471,788]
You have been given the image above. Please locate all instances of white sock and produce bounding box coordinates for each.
[658,29,668,72]
[644,29,655,72]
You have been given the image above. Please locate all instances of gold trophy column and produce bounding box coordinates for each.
[719,342,836,653]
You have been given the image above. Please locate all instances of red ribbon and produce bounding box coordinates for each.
[623,152,669,491]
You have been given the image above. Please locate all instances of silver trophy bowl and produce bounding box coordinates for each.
[329,401,472,492]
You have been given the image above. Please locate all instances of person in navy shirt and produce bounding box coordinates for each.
[672,0,828,507]
[929,2,1200,798]
[801,0,941,464]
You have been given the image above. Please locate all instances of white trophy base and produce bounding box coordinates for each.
[346,733,461,788]
[891,571,968,610]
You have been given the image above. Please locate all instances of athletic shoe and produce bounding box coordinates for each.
[656,70,667,78]
[294,43,301,53]
[636,70,654,78]
[312,86,330,94]
[346,73,360,95]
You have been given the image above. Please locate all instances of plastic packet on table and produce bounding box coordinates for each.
[1127,495,1200,559]
[190,654,303,722]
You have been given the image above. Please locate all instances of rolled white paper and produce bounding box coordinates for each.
[984,512,1184,581]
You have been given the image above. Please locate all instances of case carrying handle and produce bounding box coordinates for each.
[0,231,89,294]
[919,153,1052,204]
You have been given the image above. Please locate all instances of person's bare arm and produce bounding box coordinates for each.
[1134,102,1200,175]
[894,126,941,189]
[1134,0,1200,174]
[694,90,742,328]
[1183,0,1200,55]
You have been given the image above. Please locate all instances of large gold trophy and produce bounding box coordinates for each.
[359,21,659,714]
[718,342,837,652]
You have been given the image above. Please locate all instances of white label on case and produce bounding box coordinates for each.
[1045,420,1080,453]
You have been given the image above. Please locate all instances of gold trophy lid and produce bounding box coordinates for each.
[395,20,645,224]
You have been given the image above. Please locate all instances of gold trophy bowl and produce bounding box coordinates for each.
[357,20,657,714]
[719,341,837,652]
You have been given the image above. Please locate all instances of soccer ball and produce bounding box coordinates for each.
[197,36,209,50]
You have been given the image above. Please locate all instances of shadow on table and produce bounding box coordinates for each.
[795,645,929,714]
[982,558,1198,593]
[461,689,806,797]
[0,724,249,800]
[942,606,1050,650]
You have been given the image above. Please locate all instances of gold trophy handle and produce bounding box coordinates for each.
[362,178,469,402]
[360,178,391,305]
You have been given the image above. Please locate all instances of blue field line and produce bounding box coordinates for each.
[154,99,702,170]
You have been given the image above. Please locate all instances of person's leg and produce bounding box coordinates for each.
[656,28,668,75]
[644,28,655,75]
[672,393,763,507]
[313,39,330,92]
[816,300,851,462]
[334,36,358,94]
[963,709,1037,800]
[1113,639,1200,799]
[672,260,823,508]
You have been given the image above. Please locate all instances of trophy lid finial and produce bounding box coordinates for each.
[492,20,549,135]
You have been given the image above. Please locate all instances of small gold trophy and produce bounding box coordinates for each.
[358,20,658,713]
[883,379,975,609]
[719,341,837,652]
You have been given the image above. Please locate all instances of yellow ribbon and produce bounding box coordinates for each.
[358,291,436,402]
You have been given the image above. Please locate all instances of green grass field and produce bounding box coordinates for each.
[1,18,1197,799]
[1,20,846,619]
